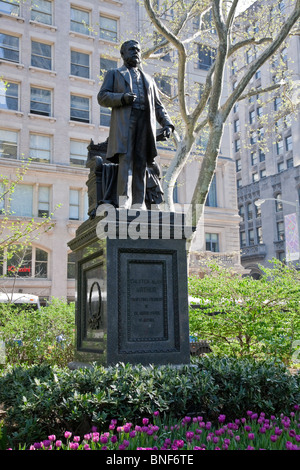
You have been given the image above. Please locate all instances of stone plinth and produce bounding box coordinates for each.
[68,209,194,367]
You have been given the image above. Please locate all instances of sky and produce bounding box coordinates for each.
[236,0,256,14]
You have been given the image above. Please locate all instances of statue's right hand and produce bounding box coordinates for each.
[123,93,137,104]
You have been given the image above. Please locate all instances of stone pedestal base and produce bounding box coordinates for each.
[68,209,194,367]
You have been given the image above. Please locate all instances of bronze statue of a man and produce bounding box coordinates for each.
[98,39,174,210]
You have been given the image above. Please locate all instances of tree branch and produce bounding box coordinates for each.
[143,0,189,124]
[222,0,300,120]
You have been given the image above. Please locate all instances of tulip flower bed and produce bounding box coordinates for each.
[13,406,300,451]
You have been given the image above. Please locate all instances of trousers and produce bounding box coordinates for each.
[117,108,152,209]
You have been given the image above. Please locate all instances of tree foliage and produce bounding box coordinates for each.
[189,259,300,364]
[141,0,300,232]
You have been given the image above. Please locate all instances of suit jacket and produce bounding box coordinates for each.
[97,65,174,163]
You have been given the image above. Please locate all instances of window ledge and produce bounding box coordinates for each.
[29,20,57,32]
[0,13,25,22]
[99,125,109,131]
[0,59,24,69]
[103,0,123,5]
[0,108,23,117]
[69,120,95,129]
[99,38,119,46]
[29,66,57,76]
[69,75,95,85]
[28,113,56,123]
[69,31,94,41]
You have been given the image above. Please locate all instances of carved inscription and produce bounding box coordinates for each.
[127,261,167,342]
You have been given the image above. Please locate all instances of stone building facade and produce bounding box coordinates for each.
[228,0,300,277]
[0,0,241,301]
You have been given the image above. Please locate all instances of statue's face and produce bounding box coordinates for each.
[122,42,141,67]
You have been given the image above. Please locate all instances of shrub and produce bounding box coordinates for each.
[0,299,75,367]
[0,357,299,447]
[189,260,300,364]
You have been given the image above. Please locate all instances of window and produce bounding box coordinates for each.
[247,202,253,220]
[38,186,50,217]
[0,129,18,159]
[240,231,246,248]
[31,0,53,25]
[155,75,172,97]
[254,202,261,218]
[0,80,18,111]
[259,149,265,162]
[252,172,259,182]
[70,139,88,166]
[205,175,217,207]
[234,119,240,133]
[260,169,266,179]
[7,246,32,277]
[234,139,240,152]
[250,131,257,145]
[3,245,48,278]
[276,139,283,155]
[0,0,19,16]
[69,189,79,220]
[29,134,51,162]
[274,97,281,111]
[70,94,90,123]
[233,102,239,113]
[277,251,285,262]
[100,15,118,42]
[71,50,90,78]
[239,205,245,222]
[197,45,215,70]
[279,1,285,12]
[257,106,263,118]
[287,157,293,168]
[237,178,242,188]
[35,248,48,277]
[10,184,33,217]
[231,60,237,75]
[70,7,90,35]
[205,233,219,252]
[67,252,76,279]
[246,49,254,63]
[249,110,255,124]
[100,57,118,126]
[251,152,258,166]
[277,162,284,172]
[30,87,51,116]
[277,221,285,241]
[0,33,19,63]
[31,41,52,70]
[248,229,255,245]
[285,135,292,151]
[255,69,261,79]
[275,193,283,212]
[236,159,241,172]
[281,47,288,65]
[257,227,263,244]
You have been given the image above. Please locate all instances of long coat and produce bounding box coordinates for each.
[97,65,174,164]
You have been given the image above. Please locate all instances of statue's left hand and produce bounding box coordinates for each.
[162,126,172,139]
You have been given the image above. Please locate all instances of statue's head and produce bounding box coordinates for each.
[120,40,141,67]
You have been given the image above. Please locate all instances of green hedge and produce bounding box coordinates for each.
[0,299,75,367]
[189,260,300,364]
[0,357,299,447]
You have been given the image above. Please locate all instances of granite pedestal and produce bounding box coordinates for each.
[68,209,194,367]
